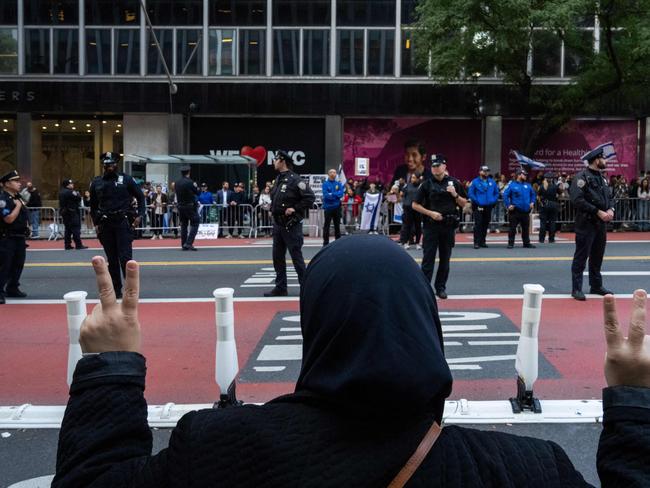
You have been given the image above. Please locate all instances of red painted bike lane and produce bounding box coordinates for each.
[0,297,622,405]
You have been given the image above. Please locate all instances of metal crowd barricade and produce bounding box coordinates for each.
[341,201,362,233]
[252,203,273,237]
[24,206,59,240]
[201,203,254,238]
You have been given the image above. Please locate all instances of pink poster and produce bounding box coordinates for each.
[343,118,482,185]
[501,119,639,180]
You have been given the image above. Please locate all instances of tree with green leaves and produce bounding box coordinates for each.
[413,0,650,155]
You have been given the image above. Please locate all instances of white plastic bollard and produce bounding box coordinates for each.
[64,291,88,386]
[515,283,545,390]
[213,288,239,396]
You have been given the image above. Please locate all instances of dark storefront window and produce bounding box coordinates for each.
[532,30,561,77]
[0,29,18,74]
[337,29,363,75]
[115,29,140,75]
[401,30,426,76]
[273,0,330,26]
[239,29,265,75]
[565,30,594,77]
[401,0,418,24]
[53,29,79,74]
[86,0,139,25]
[148,29,173,75]
[86,29,111,74]
[209,29,235,75]
[25,28,51,74]
[337,0,395,27]
[367,30,394,76]
[147,0,203,25]
[273,30,299,75]
[210,0,266,26]
[303,30,329,75]
[177,29,203,75]
[25,0,78,25]
[0,119,16,177]
[0,1,17,25]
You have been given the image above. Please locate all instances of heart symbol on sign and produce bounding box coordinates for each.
[241,146,267,167]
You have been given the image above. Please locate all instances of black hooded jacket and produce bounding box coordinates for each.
[54,236,650,487]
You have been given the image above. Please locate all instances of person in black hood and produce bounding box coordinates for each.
[54,236,650,487]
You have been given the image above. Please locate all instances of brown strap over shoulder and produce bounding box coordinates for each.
[387,421,442,488]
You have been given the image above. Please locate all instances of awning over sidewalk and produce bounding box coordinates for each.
[126,154,257,166]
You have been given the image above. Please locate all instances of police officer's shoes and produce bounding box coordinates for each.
[182,245,198,251]
[473,244,480,249]
[76,245,89,250]
[264,288,288,297]
[590,287,613,296]
[436,290,448,299]
[507,244,514,249]
[571,290,586,301]
[5,288,27,298]
[0,294,5,304]
[523,244,536,248]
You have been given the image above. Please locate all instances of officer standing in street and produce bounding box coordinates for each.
[537,172,561,244]
[468,165,499,249]
[0,170,30,304]
[264,150,315,297]
[412,154,467,299]
[89,152,145,298]
[173,165,200,251]
[59,179,88,250]
[503,168,537,249]
[570,145,615,301]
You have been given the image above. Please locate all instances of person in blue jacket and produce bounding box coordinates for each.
[503,168,537,249]
[468,165,499,249]
[198,183,214,223]
[322,169,345,245]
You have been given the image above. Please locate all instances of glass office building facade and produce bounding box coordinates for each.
[0,0,646,198]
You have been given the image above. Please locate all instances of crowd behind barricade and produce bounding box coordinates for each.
[9,169,650,241]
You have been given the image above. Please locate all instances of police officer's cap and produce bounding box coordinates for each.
[180,165,191,172]
[0,170,20,184]
[580,147,604,163]
[430,154,447,166]
[515,168,527,176]
[274,150,292,164]
[61,179,73,188]
[544,172,555,179]
[479,165,490,172]
[101,152,119,165]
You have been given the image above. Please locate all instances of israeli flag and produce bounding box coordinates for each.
[336,164,347,186]
[580,142,617,162]
[360,192,382,231]
[393,202,403,224]
[512,150,546,169]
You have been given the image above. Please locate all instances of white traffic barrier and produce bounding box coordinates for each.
[63,291,88,386]
[510,283,545,413]
[213,288,240,406]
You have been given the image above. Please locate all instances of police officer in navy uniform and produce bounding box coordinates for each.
[412,154,468,299]
[173,165,200,251]
[264,150,315,297]
[0,170,29,304]
[59,179,88,250]
[503,168,537,249]
[89,152,145,298]
[569,145,615,301]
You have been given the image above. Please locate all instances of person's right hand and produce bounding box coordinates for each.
[430,211,443,221]
[508,205,515,211]
[603,290,650,388]
[597,209,611,222]
[80,256,142,354]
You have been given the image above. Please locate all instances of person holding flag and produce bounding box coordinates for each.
[569,142,616,301]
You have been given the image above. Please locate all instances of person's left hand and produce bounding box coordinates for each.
[530,203,534,209]
[446,186,458,198]
[132,216,142,229]
[285,207,296,216]
[80,256,141,353]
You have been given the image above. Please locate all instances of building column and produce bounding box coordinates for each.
[484,116,502,171]
[123,114,176,185]
[15,113,32,178]
[325,115,342,172]
[644,117,650,174]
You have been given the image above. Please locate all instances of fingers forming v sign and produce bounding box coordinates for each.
[79,256,142,354]
[603,290,650,388]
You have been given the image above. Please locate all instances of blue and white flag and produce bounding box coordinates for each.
[336,164,347,186]
[512,150,546,170]
[360,192,382,231]
[580,142,617,163]
[393,202,403,224]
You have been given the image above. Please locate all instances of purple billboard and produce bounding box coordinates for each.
[501,119,639,180]
[343,118,482,185]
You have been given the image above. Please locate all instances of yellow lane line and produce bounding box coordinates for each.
[24,255,650,268]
